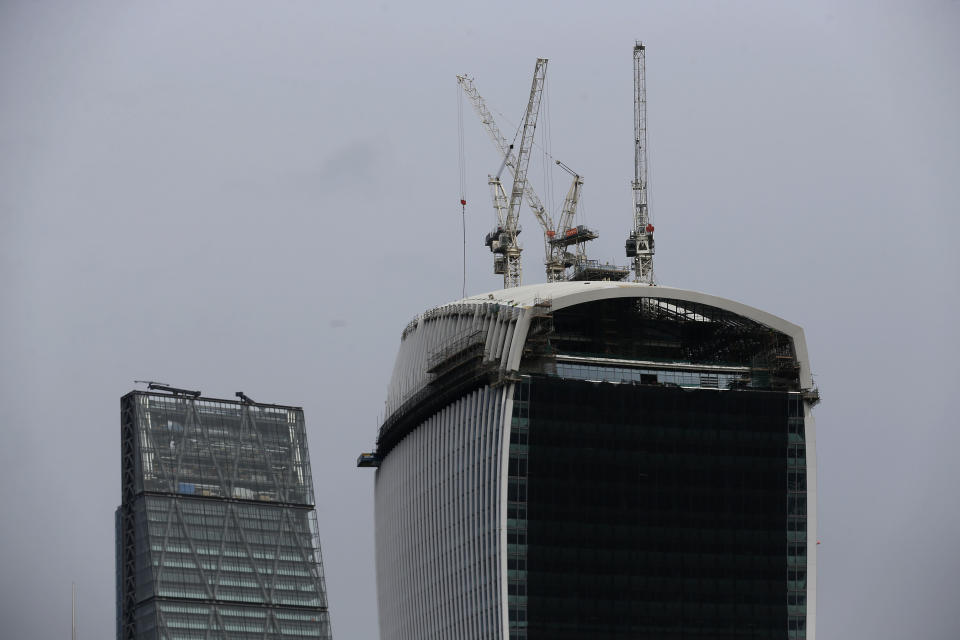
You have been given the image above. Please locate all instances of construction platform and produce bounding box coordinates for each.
[569,259,631,282]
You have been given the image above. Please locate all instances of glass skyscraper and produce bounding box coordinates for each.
[116,389,332,639]
[365,281,818,639]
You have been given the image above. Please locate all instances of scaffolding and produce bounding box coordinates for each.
[569,259,631,282]
[426,328,487,376]
[522,297,557,375]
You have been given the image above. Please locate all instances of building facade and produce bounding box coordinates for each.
[116,390,332,639]
[368,282,817,640]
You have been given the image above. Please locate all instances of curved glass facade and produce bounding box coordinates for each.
[375,386,507,639]
[372,283,816,640]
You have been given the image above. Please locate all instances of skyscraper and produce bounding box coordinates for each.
[363,281,817,639]
[117,387,332,639]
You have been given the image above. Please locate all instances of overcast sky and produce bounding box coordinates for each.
[1,1,958,638]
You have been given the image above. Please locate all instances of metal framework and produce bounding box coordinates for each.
[625,41,656,283]
[117,391,332,640]
[458,68,614,284]
[456,73,555,269]
[546,160,586,279]
[492,58,547,288]
[118,399,138,640]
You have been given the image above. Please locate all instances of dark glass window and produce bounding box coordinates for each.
[523,376,797,639]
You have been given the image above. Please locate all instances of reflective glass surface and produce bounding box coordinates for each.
[556,362,745,390]
[118,393,331,640]
[522,376,802,639]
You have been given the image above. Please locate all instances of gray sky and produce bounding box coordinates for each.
[1,1,958,638]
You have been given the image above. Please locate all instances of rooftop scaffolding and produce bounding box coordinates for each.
[569,259,631,282]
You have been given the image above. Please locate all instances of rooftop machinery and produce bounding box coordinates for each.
[625,41,656,283]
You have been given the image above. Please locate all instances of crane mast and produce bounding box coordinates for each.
[459,64,551,287]
[547,160,594,279]
[456,75,555,239]
[474,59,548,288]
[459,50,642,287]
[626,41,655,283]
[459,65,605,284]
[554,161,583,234]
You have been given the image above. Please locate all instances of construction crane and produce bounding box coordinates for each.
[456,72,554,273]
[489,61,547,287]
[625,41,655,284]
[458,64,606,283]
[496,58,546,288]
[549,161,631,281]
[484,146,513,276]
[461,60,547,288]
[545,160,593,279]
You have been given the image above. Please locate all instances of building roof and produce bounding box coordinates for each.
[454,282,803,346]
[460,280,654,308]
[386,282,814,427]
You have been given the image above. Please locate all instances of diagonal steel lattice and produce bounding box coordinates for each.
[119,392,332,639]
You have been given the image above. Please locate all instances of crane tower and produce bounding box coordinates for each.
[456,74,556,275]
[625,41,655,283]
[479,59,547,289]
[459,63,619,285]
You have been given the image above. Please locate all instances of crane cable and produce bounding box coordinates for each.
[457,82,468,298]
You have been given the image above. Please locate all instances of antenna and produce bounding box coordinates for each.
[72,582,77,640]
